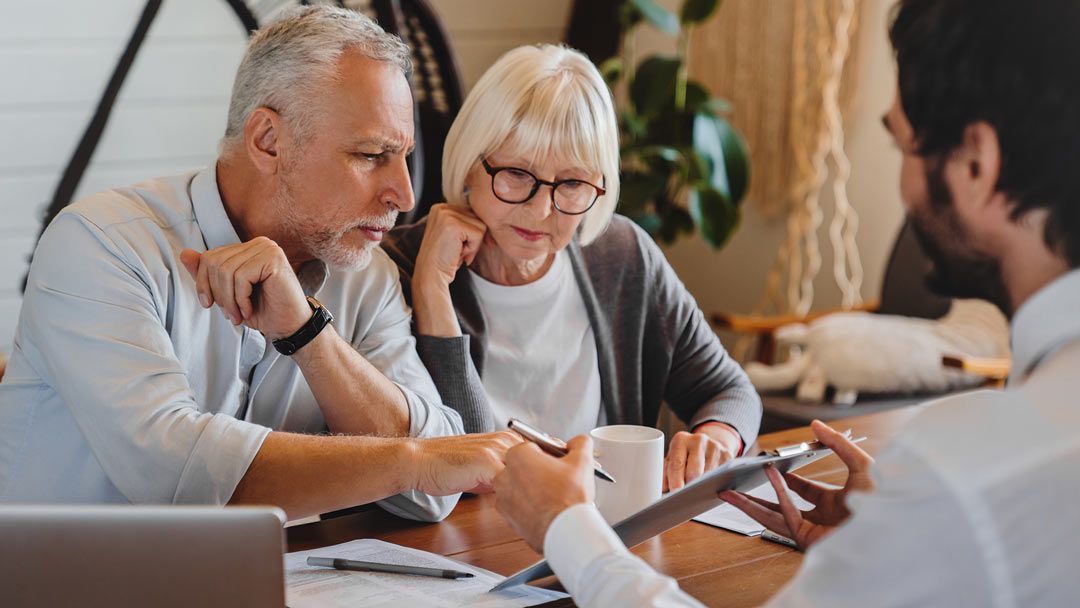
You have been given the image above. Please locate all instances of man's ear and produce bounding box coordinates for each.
[958,121,1002,210]
[244,107,283,176]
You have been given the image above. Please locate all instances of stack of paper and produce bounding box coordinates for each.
[693,482,817,536]
[286,539,567,608]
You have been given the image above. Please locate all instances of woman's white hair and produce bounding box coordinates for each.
[222,5,411,149]
[442,44,620,245]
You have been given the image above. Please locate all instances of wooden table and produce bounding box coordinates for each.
[288,406,923,606]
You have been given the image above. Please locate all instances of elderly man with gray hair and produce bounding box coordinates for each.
[0,6,520,521]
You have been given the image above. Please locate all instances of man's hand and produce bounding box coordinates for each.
[664,423,741,492]
[719,420,875,550]
[494,435,596,552]
[410,431,523,497]
[180,237,310,340]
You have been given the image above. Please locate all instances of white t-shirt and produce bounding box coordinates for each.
[470,250,604,440]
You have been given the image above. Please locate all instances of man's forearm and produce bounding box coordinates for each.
[291,326,411,436]
[228,431,417,519]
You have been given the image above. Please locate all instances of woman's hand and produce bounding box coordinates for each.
[663,423,741,492]
[412,204,488,336]
[719,420,875,550]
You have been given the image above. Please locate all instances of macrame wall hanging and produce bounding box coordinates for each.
[690,0,865,321]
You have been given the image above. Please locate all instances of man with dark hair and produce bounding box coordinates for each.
[491,0,1080,605]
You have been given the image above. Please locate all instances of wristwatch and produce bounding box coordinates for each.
[272,296,333,356]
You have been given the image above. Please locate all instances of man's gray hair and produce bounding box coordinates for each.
[222,5,411,148]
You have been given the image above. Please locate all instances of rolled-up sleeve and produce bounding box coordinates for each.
[355,254,465,520]
[19,213,269,504]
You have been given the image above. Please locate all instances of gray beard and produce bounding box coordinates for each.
[273,180,395,272]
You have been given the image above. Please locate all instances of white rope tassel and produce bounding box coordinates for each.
[735,0,863,363]
[825,0,863,310]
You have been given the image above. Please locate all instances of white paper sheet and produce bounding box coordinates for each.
[286,539,567,608]
[692,481,818,536]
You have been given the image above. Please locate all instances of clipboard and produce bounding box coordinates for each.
[491,434,864,591]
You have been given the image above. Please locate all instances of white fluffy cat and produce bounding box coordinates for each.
[745,299,1010,405]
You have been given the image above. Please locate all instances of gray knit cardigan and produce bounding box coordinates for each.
[381,215,762,447]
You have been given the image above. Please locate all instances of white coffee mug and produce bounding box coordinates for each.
[589,425,665,524]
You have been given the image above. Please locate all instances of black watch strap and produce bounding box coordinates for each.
[272,296,333,356]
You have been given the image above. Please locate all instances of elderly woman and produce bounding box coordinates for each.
[383,44,761,490]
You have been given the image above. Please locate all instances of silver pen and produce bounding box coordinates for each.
[760,529,799,549]
[508,418,616,483]
[306,556,475,579]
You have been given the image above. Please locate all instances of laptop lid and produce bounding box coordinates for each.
[0,505,286,608]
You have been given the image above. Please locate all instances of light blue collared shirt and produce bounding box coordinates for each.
[0,167,463,521]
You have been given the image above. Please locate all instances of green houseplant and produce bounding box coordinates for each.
[602,0,749,248]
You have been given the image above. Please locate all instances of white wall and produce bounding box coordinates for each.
[0,0,249,353]
[428,0,573,90]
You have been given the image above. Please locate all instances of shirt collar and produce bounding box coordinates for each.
[1010,268,1080,381]
[297,260,329,297]
[191,164,330,297]
[191,164,242,251]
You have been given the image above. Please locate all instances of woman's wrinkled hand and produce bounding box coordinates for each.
[413,203,488,291]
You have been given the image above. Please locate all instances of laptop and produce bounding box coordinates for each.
[0,505,286,607]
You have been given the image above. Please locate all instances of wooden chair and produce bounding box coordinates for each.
[372,0,465,225]
[715,221,1009,433]
[942,355,1010,384]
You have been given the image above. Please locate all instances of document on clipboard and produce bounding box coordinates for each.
[491,434,865,591]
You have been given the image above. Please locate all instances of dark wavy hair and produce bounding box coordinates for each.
[890,0,1080,267]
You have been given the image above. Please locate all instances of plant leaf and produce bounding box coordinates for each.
[599,57,624,86]
[629,55,681,118]
[619,171,670,212]
[631,145,682,162]
[656,201,695,244]
[620,110,648,141]
[684,148,710,184]
[688,186,741,248]
[700,97,733,116]
[682,81,710,114]
[630,0,680,35]
[627,212,663,236]
[681,0,722,24]
[618,2,645,29]
[692,113,751,205]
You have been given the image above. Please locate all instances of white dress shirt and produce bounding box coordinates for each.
[545,268,1080,607]
[0,166,463,521]
[470,250,604,440]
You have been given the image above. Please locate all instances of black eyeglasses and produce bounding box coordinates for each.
[481,158,606,215]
